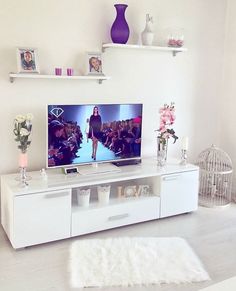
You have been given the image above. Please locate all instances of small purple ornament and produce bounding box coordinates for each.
[55,68,62,75]
[110,4,130,44]
[67,68,74,76]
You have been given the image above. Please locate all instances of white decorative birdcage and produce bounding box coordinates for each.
[196,145,233,207]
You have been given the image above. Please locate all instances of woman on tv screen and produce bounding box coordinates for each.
[89,106,102,161]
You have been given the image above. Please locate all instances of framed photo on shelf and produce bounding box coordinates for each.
[16,47,40,73]
[87,52,103,75]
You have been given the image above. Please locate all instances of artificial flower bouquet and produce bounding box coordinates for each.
[157,102,178,145]
[13,113,33,153]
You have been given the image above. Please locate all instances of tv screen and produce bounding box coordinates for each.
[47,104,143,168]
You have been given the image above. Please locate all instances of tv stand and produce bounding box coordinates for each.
[77,162,121,175]
[1,158,199,249]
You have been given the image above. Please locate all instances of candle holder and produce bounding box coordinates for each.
[180,149,187,165]
[19,167,29,187]
[15,152,32,187]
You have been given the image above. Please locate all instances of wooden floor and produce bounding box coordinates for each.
[1,205,236,291]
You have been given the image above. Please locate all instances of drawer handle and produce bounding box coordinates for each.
[108,213,129,221]
[163,175,181,181]
[44,192,70,199]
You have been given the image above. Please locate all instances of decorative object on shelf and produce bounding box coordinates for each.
[156,102,178,167]
[123,185,139,197]
[40,168,48,180]
[55,68,62,76]
[67,68,74,76]
[139,185,150,196]
[141,14,154,46]
[110,4,130,44]
[180,136,189,165]
[117,185,151,198]
[117,185,123,198]
[87,52,103,75]
[196,145,233,208]
[13,113,33,187]
[167,28,184,48]
[97,185,111,204]
[16,47,40,73]
[77,188,91,207]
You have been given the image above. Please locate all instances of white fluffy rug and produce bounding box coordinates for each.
[70,237,210,288]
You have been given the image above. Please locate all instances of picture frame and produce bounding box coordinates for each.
[16,47,40,73]
[139,185,150,196]
[87,52,103,75]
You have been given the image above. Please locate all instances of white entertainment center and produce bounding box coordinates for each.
[1,158,199,249]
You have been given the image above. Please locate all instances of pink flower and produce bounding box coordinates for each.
[160,127,166,133]
[157,102,178,142]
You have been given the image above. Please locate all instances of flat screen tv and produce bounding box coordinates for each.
[47,104,143,169]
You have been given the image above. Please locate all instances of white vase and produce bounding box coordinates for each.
[97,185,111,205]
[77,189,91,207]
[141,14,154,46]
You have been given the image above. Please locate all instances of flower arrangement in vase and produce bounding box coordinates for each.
[156,102,178,166]
[13,113,33,186]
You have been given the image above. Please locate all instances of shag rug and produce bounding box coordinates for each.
[70,237,210,288]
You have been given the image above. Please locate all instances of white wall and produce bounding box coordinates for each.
[221,0,236,194]
[0,0,227,174]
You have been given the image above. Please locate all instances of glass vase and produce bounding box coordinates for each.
[16,152,31,187]
[157,137,168,167]
[110,4,130,44]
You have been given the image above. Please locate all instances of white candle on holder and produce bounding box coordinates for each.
[182,136,189,150]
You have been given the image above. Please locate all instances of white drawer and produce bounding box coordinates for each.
[72,197,160,236]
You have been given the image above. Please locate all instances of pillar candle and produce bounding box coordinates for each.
[182,136,189,150]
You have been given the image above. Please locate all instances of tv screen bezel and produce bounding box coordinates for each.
[46,103,143,169]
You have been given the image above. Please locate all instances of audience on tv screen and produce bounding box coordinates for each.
[48,114,142,167]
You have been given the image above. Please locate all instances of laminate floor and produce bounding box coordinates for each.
[1,205,236,291]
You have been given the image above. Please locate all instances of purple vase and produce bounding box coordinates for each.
[111,4,130,44]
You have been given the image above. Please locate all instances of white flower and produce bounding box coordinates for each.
[15,114,26,123]
[20,128,30,136]
[26,113,34,121]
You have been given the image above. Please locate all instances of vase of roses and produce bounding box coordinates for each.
[156,102,178,166]
[13,113,33,186]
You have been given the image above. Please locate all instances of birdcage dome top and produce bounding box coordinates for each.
[196,145,233,174]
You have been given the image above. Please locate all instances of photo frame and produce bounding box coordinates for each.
[16,47,40,73]
[139,185,150,196]
[87,52,103,75]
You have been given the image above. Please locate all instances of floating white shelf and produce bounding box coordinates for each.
[102,43,187,56]
[9,73,111,84]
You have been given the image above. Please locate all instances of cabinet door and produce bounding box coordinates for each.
[160,170,199,218]
[13,189,71,248]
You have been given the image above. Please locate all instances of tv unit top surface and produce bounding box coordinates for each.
[2,158,199,196]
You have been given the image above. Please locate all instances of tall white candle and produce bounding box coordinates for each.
[182,136,189,150]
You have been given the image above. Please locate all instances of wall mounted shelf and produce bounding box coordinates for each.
[9,73,111,84]
[102,43,187,56]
